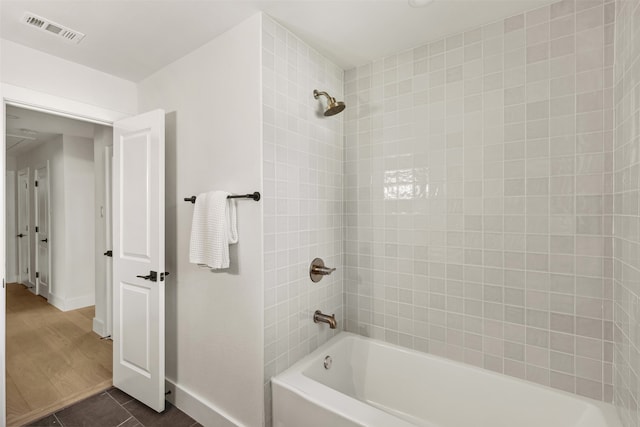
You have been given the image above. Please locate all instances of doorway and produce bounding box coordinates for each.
[5,105,114,425]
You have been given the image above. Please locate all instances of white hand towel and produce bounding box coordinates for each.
[189,191,238,269]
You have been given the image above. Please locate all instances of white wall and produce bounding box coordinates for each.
[62,135,95,309]
[138,13,264,427]
[1,39,137,116]
[93,126,113,336]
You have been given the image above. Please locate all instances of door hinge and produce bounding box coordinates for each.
[35,226,39,233]
[35,272,39,278]
[35,180,38,187]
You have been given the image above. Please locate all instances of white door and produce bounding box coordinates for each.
[16,168,30,287]
[35,164,50,299]
[112,109,165,412]
[105,145,113,337]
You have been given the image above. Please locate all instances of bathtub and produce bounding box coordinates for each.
[272,332,621,427]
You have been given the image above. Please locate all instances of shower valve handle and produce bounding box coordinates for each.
[310,258,336,283]
[311,265,336,275]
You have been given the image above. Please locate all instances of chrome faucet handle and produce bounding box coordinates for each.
[309,258,336,282]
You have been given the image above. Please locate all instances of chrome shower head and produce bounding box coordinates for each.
[313,89,346,116]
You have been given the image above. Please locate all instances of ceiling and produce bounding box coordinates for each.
[0,0,556,82]
[6,105,97,157]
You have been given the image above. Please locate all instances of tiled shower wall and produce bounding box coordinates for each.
[261,15,344,424]
[344,0,615,400]
[613,0,640,425]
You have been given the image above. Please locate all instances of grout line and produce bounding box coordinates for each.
[53,413,64,426]
[115,416,134,427]
[107,388,134,406]
[105,391,138,424]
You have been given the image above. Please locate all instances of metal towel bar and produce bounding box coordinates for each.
[184,192,261,203]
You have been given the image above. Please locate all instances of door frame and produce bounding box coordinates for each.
[16,167,31,288]
[1,83,130,423]
[34,162,51,299]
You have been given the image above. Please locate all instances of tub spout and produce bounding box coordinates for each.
[314,310,337,329]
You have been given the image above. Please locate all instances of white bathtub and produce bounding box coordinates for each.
[272,332,621,427]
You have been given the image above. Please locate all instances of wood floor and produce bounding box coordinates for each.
[6,283,113,427]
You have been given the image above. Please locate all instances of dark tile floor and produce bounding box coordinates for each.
[26,388,202,427]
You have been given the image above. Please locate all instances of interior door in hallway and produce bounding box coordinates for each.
[35,163,50,299]
[17,167,31,288]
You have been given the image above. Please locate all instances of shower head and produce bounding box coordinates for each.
[313,89,346,116]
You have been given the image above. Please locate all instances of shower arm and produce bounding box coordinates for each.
[313,90,332,101]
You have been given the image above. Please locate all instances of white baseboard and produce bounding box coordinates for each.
[164,378,243,427]
[48,292,65,311]
[65,294,95,311]
[48,293,95,311]
[92,317,106,337]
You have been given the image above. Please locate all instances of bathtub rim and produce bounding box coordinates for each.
[271,331,621,427]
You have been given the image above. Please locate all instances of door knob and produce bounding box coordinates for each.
[40,238,48,243]
[17,233,24,238]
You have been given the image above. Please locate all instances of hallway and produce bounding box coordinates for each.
[6,283,112,426]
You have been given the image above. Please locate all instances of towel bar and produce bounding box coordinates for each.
[184,192,260,204]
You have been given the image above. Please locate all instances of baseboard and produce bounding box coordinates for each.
[164,378,244,427]
[48,293,95,311]
[92,317,106,337]
[65,294,95,311]
[48,292,65,311]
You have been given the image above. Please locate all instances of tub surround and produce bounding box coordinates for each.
[261,13,345,425]
[612,0,640,425]
[344,0,615,402]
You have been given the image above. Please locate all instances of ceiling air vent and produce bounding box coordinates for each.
[22,12,85,44]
